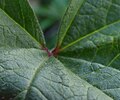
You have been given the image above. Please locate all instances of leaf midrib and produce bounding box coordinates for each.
[60,19,120,51]
[23,57,49,99]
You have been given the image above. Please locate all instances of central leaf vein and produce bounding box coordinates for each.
[24,57,49,99]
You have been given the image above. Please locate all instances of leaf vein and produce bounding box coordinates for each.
[24,57,49,99]
[60,19,120,51]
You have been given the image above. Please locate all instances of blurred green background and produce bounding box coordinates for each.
[29,0,68,49]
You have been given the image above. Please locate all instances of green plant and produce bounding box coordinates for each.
[0,0,120,100]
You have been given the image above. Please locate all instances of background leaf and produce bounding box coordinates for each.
[29,0,69,49]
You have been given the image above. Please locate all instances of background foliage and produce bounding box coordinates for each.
[29,0,68,49]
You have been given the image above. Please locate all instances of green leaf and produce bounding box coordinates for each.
[56,0,120,99]
[57,0,120,69]
[58,56,120,99]
[0,49,112,100]
[0,0,120,99]
[0,8,40,48]
[0,0,45,46]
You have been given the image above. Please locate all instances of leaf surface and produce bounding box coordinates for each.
[0,48,112,100]
[0,0,45,46]
[57,0,120,99]
[59,56,120,99]
[0,0,120,100]
[0,8,40,48]
[57,0,120,68]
